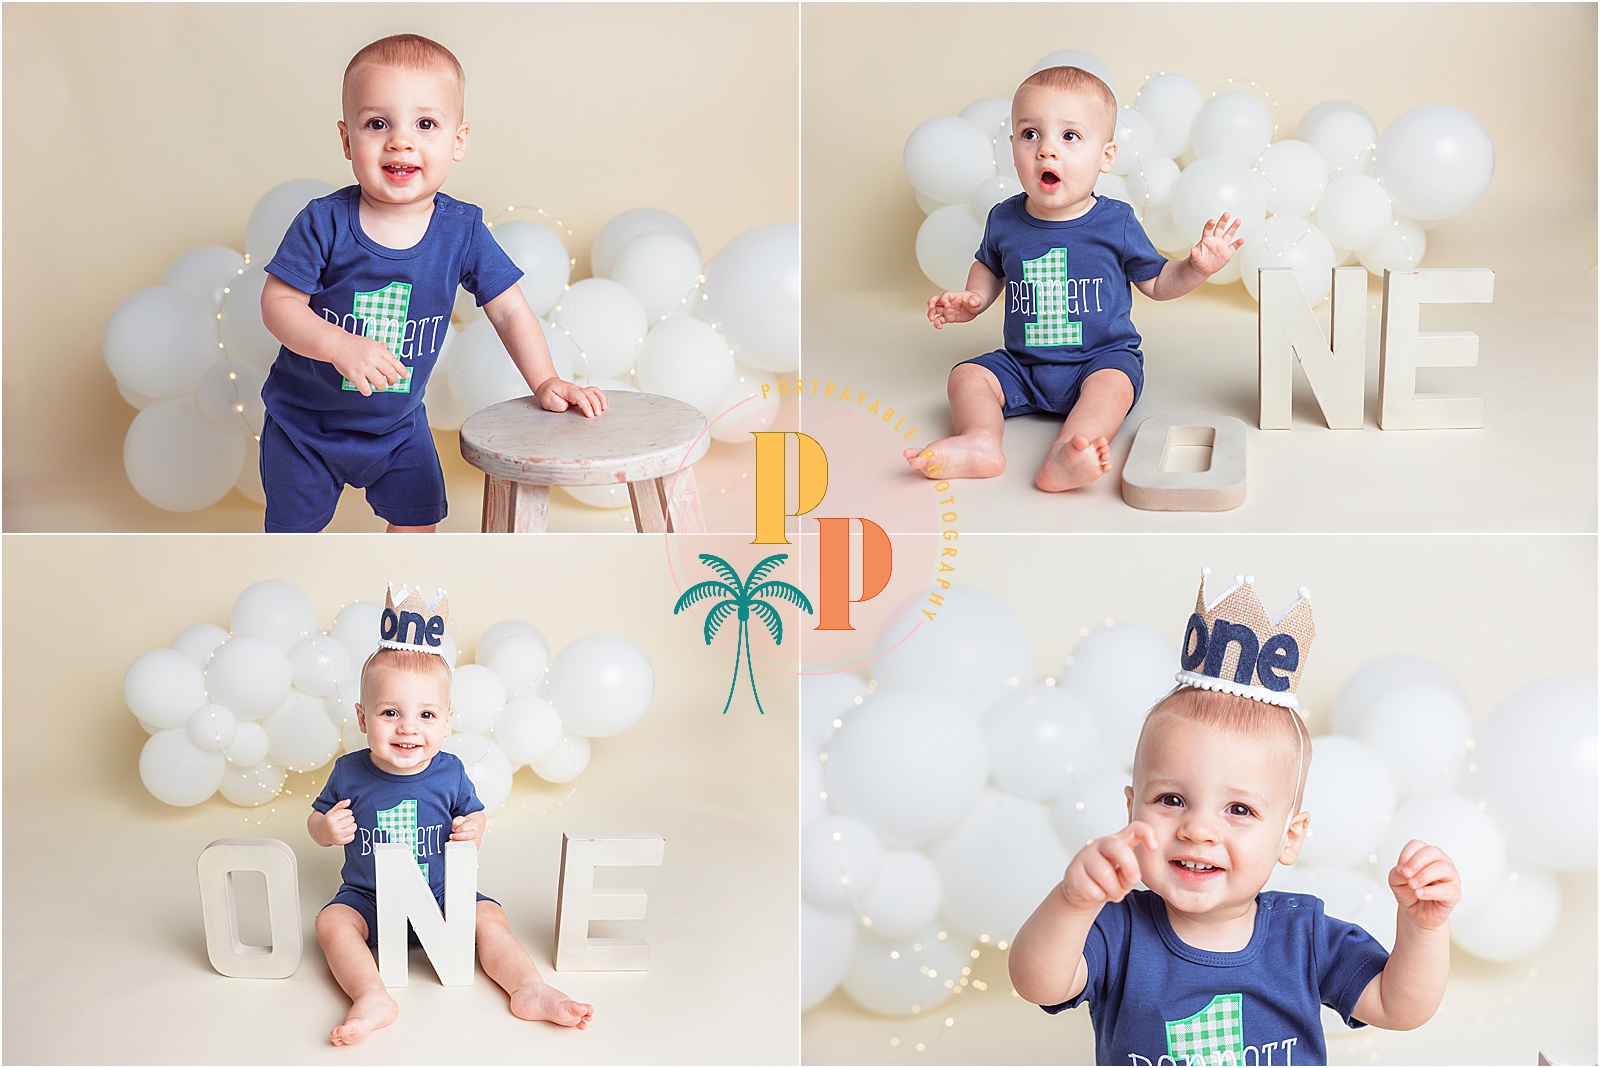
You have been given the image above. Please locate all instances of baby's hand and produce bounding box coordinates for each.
[928,290,983,329]
[1187,212,1245,277]
[1060,821,1158,911]
[450,815,482,844]
[1388,839,1460,929]
[536,378,608,418]
[331,337,410,397]
[321,798,356,846]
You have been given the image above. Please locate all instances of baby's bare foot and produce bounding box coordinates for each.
[1036,434,1110,492]
[509,981,594,1029]
[330,990,399,1046]
[903,435,1005,480]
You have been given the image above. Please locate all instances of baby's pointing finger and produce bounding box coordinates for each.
[1123,821,1159,852]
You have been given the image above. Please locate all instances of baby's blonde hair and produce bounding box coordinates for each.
[1016,65,1118,142]
[1134,686,1312,810]
[360,646,452,705]
[343,34,465,115]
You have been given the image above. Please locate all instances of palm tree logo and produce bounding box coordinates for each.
[674,553,813,714]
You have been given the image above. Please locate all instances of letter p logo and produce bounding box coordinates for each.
[752,432,828,545]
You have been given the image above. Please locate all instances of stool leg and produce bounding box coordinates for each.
[629,479,669,533]
[482,475,549,533]
[665,468,706,533]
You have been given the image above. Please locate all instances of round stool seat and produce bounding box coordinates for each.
[458,391,710,532]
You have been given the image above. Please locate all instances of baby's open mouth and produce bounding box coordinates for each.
[384,164,418,178]
[393,742,421,750]
[1039,169,1061,190]
[1172,859,1221,873]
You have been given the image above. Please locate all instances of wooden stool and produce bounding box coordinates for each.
[458,391,711,532]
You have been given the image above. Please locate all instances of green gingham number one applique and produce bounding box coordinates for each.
[1165,993,1244,1066]
[342,281,413,393]
[375,799,429,881]
[1021,248,1083,349]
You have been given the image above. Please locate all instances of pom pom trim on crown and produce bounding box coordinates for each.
[1173,568,1315,711]
[377,584,451,657]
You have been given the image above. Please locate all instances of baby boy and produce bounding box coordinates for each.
[309,587,591,1045]
[907,65,1242,492]
[1010,575,1459,1063]
[261,34,605,533]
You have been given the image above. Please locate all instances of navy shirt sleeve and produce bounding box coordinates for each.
[460,212,524,308]
[1120,204,1168,284]
[311,755,346,813]
[1314,900,1390,1027]
[265,202,334,297]
[974,202,1006,280]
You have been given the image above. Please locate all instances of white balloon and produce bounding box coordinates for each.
[1302,108,1378,176]
[1298,735,1398,868]
[959,97,1012,139]
[1094,173,1130,203]
[700,224,799,373]
[125,648,209,730]
[1451,865,1562,962]
[1314,173,1393,251]
[216,266,280,373]
[1376,106,1495,222]
[529,732,592,783]
[822,688,988,848]
[444,316,530,417]
[451,663,507,734]
[801,902,858,1011]
[341,722,369,756]
[1356,218,1427,276]
[1059,623,1178,763]
[591,208,700,279]
[633,317,736,415]
[871,587,1033,717]
[1028,50,1118,99]
[187,704,238,752]
[476,620,548,665]
[1141,206,1192,254]
[331,601,383,667]
[1332,655,1466,736]
[494,695,563,767]
[1052,766,1133,849]
[547,634,655,737]
[246,178,335,262]
[327,676,362,729]
[484,634,550,697]
[1205,255,1243,287]
[1378,792,1506,921]
[992,116,1019,182]
[103,286,220,400]
[1189,91,1273,165]
[1169,157,1266,249]
[934,790,1070,941]
[263,691,340,772]
[903,116,996,205]
[163,246,247,309]
[1256,140,1329,217]
[444,734,515,814]
[225,721,270,768]
[1110,107,1157,176]
[288,634,352,697]
[708,362,781,444]
[802,815,884,908]
[803,749,828,829]
[232,579,317,651]
[611,232,704,321]
[914,189,953,215]
[488,219,571,316]
[1297,100,1373,141]
[235,433,267,505]
[1134,73,1205,158]
[220,760,288,807]
[857,850,942,941]
[1356,681,1472,796]
[140,729,226,806]
[915,204,985,292]
[551,278,648,379]
[984,685,1107,800]
[171,623,231,668]
[969,174,1023,217]
[803,672,868,756]
[1238,217,1337,305]
[117,381,159,411]
[1278,865,1396,951]
[841,925,970,1016]
[206,634,293,721]
[1127,156,1180,213]
[1471,676,1598,871]
[124,397,246,512]
[194,361,266,434]
[424,325,473,432]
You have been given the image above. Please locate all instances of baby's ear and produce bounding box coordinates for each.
[354,703,366,732]
[1101,139,1118,174]
[1278,810,1311,865]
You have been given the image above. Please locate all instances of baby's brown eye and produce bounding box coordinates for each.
[1158,794,1183,807]
[366,118,387,131]
[1227,803,1254,817]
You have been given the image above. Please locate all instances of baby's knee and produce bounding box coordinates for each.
[316,903,368,944]
[476,899,510,929]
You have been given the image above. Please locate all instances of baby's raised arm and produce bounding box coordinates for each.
[928,261,1004,330]
[1009,821,1157,1006]
[480,285,607,417]
[261,276,410,397]
[308,797,356,847]
[1350,839,1459,1030]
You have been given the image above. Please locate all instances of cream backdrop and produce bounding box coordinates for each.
[800,3,1597,533]
[802,533,1598,1064]
[2,3,798,532]
[2,535,798,1064]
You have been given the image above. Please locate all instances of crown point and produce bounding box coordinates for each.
[1299,587,1311,599]
[1234,574,1246,585]
[1245,574,1255,584]
[1201,566,1211,576]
